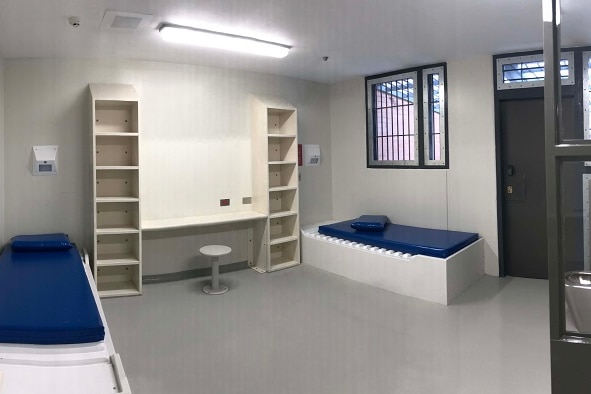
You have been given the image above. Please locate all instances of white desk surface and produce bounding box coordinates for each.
[142,211,268,231]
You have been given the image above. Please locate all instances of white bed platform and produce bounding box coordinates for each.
[301,224,484,305]
[0,250,131,394]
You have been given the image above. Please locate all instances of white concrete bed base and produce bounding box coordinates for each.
[301,225,484,305]
[0,249,131,394]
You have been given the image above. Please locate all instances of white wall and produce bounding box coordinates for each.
[446,56,498,276]
[329,55,499,275]
[0,55,4,245]
[4,58,332,273]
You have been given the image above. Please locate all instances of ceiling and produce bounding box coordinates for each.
[0,0,589,84]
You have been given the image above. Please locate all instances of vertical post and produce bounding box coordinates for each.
[543,0,564,341]
[545,1,591,392]
[212,256,220,290]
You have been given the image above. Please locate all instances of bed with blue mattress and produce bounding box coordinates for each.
[301,217,484,305]
[318,219,479,259]
[0,233,131,394]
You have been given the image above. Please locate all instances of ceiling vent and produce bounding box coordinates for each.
[100,10,153,31]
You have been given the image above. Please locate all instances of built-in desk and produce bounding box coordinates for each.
[141,211,268,277]
[142,211,268,231]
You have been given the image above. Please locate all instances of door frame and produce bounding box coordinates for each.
[493,48,583,277]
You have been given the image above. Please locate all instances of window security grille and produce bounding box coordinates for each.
[496,52,574,90]
[367,71,419,166]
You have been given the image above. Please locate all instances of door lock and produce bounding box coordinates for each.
[507,165,515,176]
[507,186,513,194]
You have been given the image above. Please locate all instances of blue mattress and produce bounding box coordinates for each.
[318,220,478,258]
[0,246,105,345]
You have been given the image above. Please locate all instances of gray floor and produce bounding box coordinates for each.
[103,265,551,394]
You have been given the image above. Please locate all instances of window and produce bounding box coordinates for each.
[495,52,574,90]
[366,63,447,168]
[423,66,446,165]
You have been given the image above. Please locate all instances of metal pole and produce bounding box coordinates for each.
[543,0,564,342]
[212,256,220,290]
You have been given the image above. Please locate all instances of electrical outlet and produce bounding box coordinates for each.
[220,199,230,206]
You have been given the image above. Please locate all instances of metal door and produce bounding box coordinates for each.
[500,97,574,278]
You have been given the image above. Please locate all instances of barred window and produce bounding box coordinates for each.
[495,52,574,90]
[423,66,445,165]
[366,63,447,168]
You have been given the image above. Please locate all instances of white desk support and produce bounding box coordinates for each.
[200,245,232,295]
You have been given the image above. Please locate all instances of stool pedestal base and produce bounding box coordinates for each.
[203,284,229,295]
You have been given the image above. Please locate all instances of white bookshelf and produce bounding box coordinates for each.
[251,96,300,272]
[90,84,142,297]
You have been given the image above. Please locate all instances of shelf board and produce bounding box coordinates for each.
[96,132,139,137]
[96,197,140,203]
[96,253,140,266]
[97,283,141,298]
[268,161,297,165]
[270,235,298,246]
[143,210,268,231]
[268,134,296,138]
[269,210,298,219]
[96,165,139,170]
[96,226,140,235]
[269,260,299,272]
[269,186,298,193]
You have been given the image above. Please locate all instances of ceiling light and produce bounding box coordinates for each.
[159,23,291,58]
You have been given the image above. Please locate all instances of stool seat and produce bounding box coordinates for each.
[199,245,232,257]
[200,244,231,295]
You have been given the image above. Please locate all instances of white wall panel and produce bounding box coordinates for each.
[446,56,499,276]
[329,78,448,230]
[3,58,332,274]
[329,57,499,276]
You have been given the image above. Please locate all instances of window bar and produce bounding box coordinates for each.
[381,83,386,161]
[397,80,402,160]
[389,82,393,160]
[400,79,404,160]
[434,74,439,161]
[386,81,394,160]
[399,79,404,160]
[386,82,390,160]
[372,85,379,161]
[404,79,411,160]
[412,77,415,161]
[391,80,396,160]
[434,75,438,161]
[433,75,437,161]
[380,84,384,161]
[409,78,413,161]
[377,84,382,161]
[390,81,394,160]
[428,74,434,161]
[406,77,411,161]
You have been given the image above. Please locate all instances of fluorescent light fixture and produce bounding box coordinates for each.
[159,23,291,58]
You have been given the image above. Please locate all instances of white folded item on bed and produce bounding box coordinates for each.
[301,223,484,305]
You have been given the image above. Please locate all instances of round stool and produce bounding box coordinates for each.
[200,245,231,295]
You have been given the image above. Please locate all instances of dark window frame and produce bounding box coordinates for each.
[365,62,449,169]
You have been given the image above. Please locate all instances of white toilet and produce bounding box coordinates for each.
[565,271,591,332]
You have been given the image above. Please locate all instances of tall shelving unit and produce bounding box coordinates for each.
[90,84,142,297]
[251,96,300,272]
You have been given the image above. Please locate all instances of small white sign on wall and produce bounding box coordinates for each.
[32,145,58,175]
[303,144,321,166]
